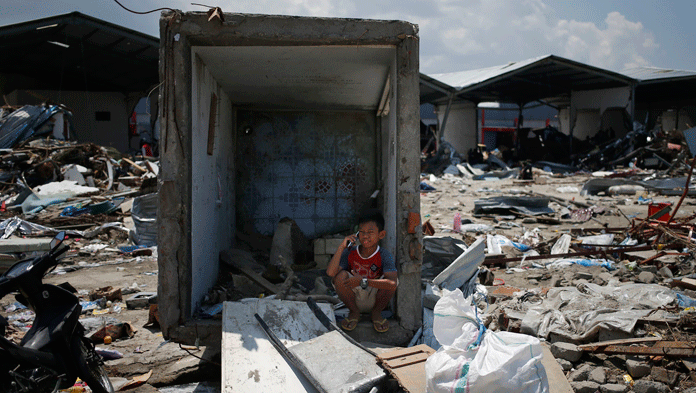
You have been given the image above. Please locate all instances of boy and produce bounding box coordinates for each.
[326,210,397,333]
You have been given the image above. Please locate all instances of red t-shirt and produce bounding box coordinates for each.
[339,245,396,279]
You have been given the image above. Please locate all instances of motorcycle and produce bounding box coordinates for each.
[0,232,114,393]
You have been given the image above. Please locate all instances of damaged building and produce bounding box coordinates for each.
[157,11,422,348]
[0,12,160,153]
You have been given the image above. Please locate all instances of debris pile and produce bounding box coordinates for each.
[418,150,696,392]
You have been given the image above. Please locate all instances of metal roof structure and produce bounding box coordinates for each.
[622,66,696,108]
[420,54,636,105]
[0,12,159,94]
[622,66,696,83]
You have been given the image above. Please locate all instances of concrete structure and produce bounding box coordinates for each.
[158,11,421,346]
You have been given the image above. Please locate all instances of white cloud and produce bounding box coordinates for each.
[161,0,658,73]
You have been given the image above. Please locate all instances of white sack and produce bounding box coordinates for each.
[426,289,548,393]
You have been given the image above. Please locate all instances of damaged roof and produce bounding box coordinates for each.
[421,54,636,105]
[622,66,696,83]
[623,66,696,107]
[0,12,159,94]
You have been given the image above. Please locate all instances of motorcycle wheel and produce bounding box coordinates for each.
[73,337,115,393]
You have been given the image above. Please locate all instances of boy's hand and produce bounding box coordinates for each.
[344,273,363,289]
[342,233,358,249]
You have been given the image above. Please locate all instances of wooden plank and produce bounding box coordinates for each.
[653,341,694,349]
[381,352,431,369]
[207,93,217,155]
[596,344,696,358]
[377,344,434,393]
[541,343,574,393]
[220,251,280,294]
[579,336,663,350]
[121,157,147,173]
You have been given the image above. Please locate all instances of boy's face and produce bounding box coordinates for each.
[357,221,386,249]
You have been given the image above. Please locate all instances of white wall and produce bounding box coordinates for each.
[570,86,631,140]
[436,101,477,155]
[559,107,571,135]
[190,54,235,312]
[8,90,130,152]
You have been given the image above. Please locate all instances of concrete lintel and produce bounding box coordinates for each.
[162,11,418,46]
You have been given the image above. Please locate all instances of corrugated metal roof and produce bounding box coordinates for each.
[429,55,550,91]
[0,12,159,93]
[622,66,696,82]
[421,55,635,105]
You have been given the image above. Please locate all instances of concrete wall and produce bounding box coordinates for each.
[573,109,601,141]
[662,109,694,132]
[8,89,130,151]
[436,101,477,154]
[190,54,235,313]
[570,86,631,140]
[559,107,571,135]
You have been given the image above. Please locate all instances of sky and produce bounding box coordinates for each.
[3,0,694,75]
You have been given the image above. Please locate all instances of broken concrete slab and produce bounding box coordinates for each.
[288,330,386,393]
[626,358,651,378]
[0,237,52,253]
[221,299,335,393]
[550,341,583,362]
[570,381,600,393]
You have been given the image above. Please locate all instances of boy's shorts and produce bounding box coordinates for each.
[335,272,397,313]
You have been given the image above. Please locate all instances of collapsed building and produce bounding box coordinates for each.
[0,12,160,153]
[419,55,696,170]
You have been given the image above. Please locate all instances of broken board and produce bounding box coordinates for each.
[222,299,335,393]
[377,344,435,393]
[288,330,386,393]
[541,343,574,393]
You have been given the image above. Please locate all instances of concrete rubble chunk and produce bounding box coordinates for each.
[573,271,594,280]
[551,341,583,363]
[568,363,593,382]
[599,383,629,393]
[636,271,656,283]
[650,366,679,386]
[556,358,573,371]
[570,381,600,393]
[657,266,673,278]
[632,380,669,393]
[589,367,606,384]
[626,358,651,378]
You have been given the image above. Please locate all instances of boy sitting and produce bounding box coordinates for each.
[326,210,397,333]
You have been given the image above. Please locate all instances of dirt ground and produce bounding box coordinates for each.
[3,167,696,391]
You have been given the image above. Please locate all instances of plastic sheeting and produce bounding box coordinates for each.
[473,196,554,216]
[432,237,485,296]
[0,216,84,239]
[518,283,678,342]
[131,193,157,246]
[0,105,69,149]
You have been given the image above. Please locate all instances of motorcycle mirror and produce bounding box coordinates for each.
[50,231,66,249]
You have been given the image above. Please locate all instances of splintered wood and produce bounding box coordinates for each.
[377,344,435,393]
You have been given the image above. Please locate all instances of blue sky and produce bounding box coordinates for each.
[2,0,694,75]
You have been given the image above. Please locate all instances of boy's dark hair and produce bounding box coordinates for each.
[358,209,385,232]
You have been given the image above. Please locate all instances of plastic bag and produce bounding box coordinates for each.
[426,289,549,393]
